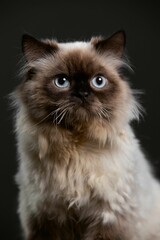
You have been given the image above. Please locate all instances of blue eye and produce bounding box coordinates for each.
[91,75,108,89]
[54,75,70,88]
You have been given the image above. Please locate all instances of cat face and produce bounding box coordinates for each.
[17,32,138,131]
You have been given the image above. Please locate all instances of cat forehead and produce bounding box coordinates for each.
[56,43,106,76]
[31,40,122,77]
[59,41,90,50]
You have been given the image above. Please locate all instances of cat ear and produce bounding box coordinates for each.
[22,34,58,62]
[91,30,126,57]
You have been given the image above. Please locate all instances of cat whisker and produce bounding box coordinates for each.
[53,102,73,114]
[57,110,67,125]
[94,107,112,125]
[96,111,102,119]
[100,107,111,121]
[52,105,72,125]
[54,102,71,110]
[101,110,109,119]
[32,111,55,127]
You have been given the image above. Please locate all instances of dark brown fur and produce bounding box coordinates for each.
[17,47,124,130]
[27,212,126,240]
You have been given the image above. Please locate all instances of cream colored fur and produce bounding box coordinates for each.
[15,40,160,240]
[15,105,160,239]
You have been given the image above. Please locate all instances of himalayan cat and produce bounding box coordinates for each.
[13,31,160,240]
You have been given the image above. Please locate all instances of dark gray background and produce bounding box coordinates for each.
[0,1,160,239]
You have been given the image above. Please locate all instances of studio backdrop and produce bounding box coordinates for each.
[0,1,160,239]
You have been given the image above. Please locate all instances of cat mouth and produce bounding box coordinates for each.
[51,99,110,127]
[51,103,91,126]
[71,94,89,105]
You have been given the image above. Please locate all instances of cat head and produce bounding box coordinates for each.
[16,31,139,143]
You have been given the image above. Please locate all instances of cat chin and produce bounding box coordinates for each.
[56,116,116,147]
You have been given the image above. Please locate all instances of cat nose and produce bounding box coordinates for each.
[79,91,89,98]
[72,91,89,100]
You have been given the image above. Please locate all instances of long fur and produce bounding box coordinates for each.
[14,32,160,240]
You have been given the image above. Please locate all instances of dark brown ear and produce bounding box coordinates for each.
[92,30,126,57]
[22,34,58,62]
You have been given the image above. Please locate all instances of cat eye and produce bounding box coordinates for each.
[91,75,108,89]
[53,75,70,89]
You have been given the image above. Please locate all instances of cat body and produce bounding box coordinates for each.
[14,31,160,239]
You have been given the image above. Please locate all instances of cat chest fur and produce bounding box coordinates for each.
[14,31,160,240]
[17,121,136,229]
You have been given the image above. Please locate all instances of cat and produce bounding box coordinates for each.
[13,30,160,240]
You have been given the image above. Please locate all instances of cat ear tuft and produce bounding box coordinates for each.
[91,30,126,57]
[22,34,58,62]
